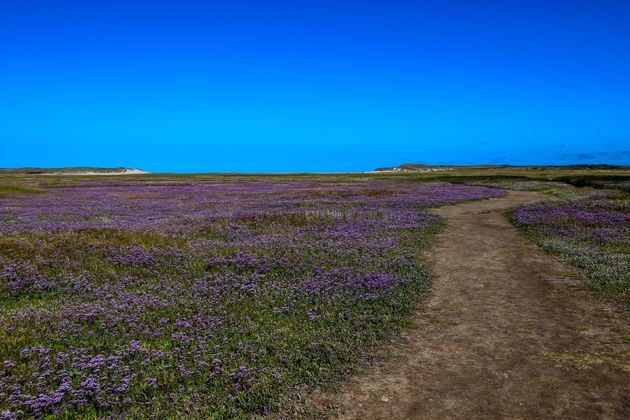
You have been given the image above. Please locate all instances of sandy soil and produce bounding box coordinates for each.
[43,169,148,175]
[309,191,629,419]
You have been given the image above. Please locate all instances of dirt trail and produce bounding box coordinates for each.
[311,191,629,419]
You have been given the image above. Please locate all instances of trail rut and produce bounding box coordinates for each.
[311,191,629,419]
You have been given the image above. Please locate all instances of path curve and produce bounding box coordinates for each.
[311,191,629,419]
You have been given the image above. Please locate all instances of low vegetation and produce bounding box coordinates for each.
[1,167,628,417]
[0,186,43,196]
[511,193,630,307]
[0,178,502,418]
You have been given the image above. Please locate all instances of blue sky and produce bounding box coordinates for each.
[1,0,629,172]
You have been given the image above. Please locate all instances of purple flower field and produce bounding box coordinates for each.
[0,179,503,417]
[512,193,630,306]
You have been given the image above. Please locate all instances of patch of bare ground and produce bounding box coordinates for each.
[307,191,630,419]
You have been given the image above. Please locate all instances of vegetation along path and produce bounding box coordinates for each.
[312,191,629,419]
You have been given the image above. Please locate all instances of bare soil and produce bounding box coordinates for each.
[309,191,629,419]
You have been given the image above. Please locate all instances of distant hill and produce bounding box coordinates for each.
[547,164,630,170]
[373,164,452,172]
[0,167,148,175]
[374,163,630,172]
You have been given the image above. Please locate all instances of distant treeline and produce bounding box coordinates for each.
[375,163,629,172]
[553,174,630,191]
[537,164,630,170]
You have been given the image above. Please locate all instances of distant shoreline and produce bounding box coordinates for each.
[0,167,148,175]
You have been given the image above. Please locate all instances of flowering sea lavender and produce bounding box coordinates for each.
[0,179,503,417]
[512,194,629,306]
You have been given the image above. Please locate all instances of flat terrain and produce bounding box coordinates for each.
[311,191,629,419]
[0,178,505,417]
[0,171,628,417]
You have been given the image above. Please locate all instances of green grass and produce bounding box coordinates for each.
[1,168,628,416]
[510,192,630,308]
[0,185,43,196]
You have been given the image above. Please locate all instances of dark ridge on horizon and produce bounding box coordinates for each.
[374,163,630,172]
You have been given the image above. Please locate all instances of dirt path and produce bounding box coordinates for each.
[310,191,629,419]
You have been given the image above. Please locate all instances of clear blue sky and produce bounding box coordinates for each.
[1,0,629,172]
